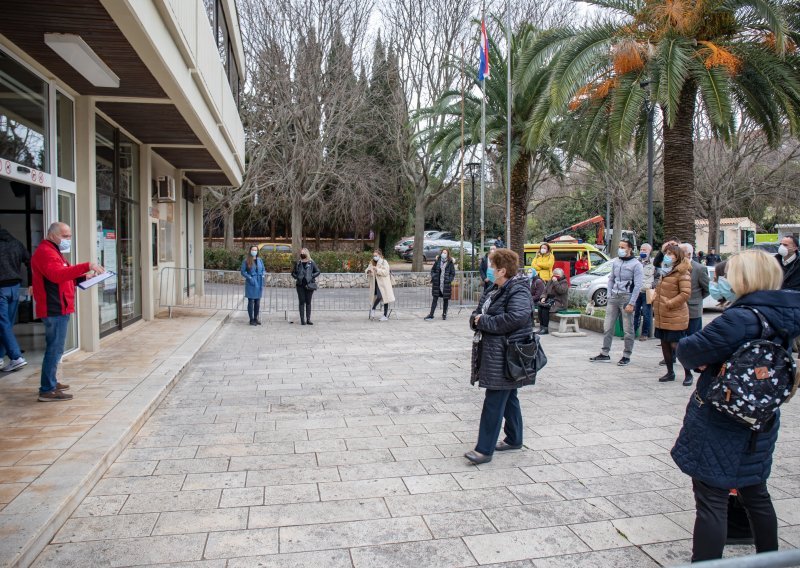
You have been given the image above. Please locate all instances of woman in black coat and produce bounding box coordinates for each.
[672,250,800,561]
[426,249,456,321]
[290,248,320,325]
[466,248,534,465]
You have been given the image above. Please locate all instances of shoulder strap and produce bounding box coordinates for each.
[742,306,791,348]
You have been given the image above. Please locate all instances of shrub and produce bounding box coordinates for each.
[203,248,373,274]
[204,248,243,270]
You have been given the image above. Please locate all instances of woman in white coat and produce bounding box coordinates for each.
[366,249,395,321]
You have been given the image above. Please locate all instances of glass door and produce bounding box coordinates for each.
[95,118,119,334]
[58,191,78,351]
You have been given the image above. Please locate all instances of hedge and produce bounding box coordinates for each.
[203,248,374,273]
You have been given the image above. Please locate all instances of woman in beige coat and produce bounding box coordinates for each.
[366,249,395,321]
[653,244,691,384]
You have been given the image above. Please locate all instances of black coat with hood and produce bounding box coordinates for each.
[0,228,30,287]
[470,276,534,389]
[430,256,456,299]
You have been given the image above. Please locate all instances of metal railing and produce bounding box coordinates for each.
[158,267,485,316]
[678,550,800,568]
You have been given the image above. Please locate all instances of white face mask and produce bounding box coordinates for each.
[373,255,380,262]
[441,253,447,259]
[540,247,547,254]
[778,244,791,258]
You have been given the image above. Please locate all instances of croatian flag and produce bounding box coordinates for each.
[479,19,490,81]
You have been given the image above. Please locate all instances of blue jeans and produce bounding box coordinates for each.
[0,284,22,360]
[40,315,70,393]
[602,293,634,358]
[475,389,523,455]
[634,292,652,337]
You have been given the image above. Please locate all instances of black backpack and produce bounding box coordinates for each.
[708,307,799,431]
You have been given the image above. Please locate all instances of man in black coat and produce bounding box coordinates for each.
[776,236,800,292]
[705,248,721,267]
[479,245,496,292]
[0,227,30,372]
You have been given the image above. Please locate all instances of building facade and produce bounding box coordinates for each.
[0,0,245,356]
[694,217,757,256]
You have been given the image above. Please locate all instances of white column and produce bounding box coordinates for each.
[173,170,186,303]
[74,96,100,352]
[139,146,155,320]
[193,187,205,296]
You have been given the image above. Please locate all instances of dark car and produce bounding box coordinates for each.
[751,242,780,255]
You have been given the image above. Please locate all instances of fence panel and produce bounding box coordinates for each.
[159,267,485,315]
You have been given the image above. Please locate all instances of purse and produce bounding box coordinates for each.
[505,334,547,384]
[645,288,655,304]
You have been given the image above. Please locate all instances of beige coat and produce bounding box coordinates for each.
[653,258,692,331]
[366,258,395,304]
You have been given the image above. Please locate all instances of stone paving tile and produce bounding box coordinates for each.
[464,526,590,564]
[401,473,460,494]
[568,520,632,550]
[152,507,248,535]
[249,498,389,529]
[120,489,221,514]
[280,516,432,552]
[611,514,692,545]
[318,478,408,501]
[530,546,660,567]
[204,528,279,559]
[484,499,615,532]
[72,495,128,518]
[423,510,498,538]
[245,466,340,486]
[90,474,186,496]
[386,487,521,517]
[226,550,353,568]
[34,534,207,567]
[350,537,476,568]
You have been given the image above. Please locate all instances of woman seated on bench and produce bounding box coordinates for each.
[536,268,568,335]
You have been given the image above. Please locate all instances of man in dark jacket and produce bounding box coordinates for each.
[479,245,496,292]
[0,227,30,372]
[776,235,800,292]
[31,222,104,401]
[680,243,710,386]
[705,248,721,267]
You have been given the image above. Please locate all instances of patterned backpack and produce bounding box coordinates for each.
[708,307,799,431]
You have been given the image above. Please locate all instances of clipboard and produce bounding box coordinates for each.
[78,271,116,290]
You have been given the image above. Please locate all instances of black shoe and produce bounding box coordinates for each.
[424,315,434,321]
[301,321,306,326]
[256,319,262,326]
[306,321,314,325]
[618,357,631,366]
[249,320,257,326]
[464,450,492,464]
[590,354,611,362]
[683,374,693,386]
[658,372,676,382]
[442,314,447,320]
[536,328,549,335]
[496,441,523,452]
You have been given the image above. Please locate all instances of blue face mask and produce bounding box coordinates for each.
[640,252,648,259]
[662,255,674,268]
[617,248,627,258]
[250,250,258,257]
[716,277,737,302]
[58,238,71,254]
[487,267,496,283]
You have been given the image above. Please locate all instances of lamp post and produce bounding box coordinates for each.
[466,162,480,271]
[641,80,655,246]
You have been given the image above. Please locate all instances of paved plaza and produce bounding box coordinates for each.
[26,310,800,566]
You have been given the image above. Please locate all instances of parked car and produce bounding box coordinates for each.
[257,242,292,253]
[426,231,455,241]
[402,242,442,262]
[751,242,780,255]
[394,238,414,255]
[568,260,612,307]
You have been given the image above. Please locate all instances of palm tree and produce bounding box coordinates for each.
[422,21,564,261]
[521,0,800,243]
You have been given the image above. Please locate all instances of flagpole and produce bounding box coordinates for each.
[506,0,512,254]
[460,41,465,273]
[480,2,486,256]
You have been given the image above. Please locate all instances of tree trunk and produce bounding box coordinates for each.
[333,228,339,249]
[708,197,721,253]
[315,228,321,250]
[223,208,235,251]
[412,196,426,272]
[270,218,277,242]
[291,196,303,252]
[509,153,530,265]
[662,81,698,246]
[610,200,624,256]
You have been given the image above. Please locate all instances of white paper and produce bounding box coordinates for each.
[78,271,116,290]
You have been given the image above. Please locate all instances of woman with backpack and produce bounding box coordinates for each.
[672,250,800,562]
[291,248,320,325]
[241,245,265,326]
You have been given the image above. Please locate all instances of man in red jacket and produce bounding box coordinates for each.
[31,222,104,401]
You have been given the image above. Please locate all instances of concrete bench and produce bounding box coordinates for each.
[552,311,586,338]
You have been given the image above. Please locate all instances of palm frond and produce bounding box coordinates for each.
[655,35,693,127]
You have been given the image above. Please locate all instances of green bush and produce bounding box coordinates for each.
[203,248,373,274]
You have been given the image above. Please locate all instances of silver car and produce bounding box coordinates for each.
[569,261,612,307]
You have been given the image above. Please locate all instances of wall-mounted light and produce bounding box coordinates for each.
[44,33,120,88]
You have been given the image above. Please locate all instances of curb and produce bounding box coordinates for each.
[0,310,231,568]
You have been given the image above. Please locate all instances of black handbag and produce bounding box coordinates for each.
[306,281,318,290]
[505,334,547,383]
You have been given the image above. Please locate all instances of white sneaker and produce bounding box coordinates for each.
[2,357,27,372]
[380,315,389,321]
[370,309,376,319]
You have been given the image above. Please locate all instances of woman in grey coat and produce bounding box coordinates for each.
[466,248,534,465]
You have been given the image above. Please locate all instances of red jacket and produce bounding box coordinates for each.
[31,240,90,319]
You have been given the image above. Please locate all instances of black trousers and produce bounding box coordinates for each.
[475,388,523,455]
[429,296,449,316]
[538,305,551,328]
[691,478,778,562]
[372,287,388,316]
[296,287,314,322]
[247,298,260,322]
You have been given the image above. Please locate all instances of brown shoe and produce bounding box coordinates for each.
[38,390,74,402]
[56,382,70,390]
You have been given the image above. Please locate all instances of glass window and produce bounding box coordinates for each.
[589,251,607,267]
[719,230,726,245]
[0,51,49,171]
[56,92,74,181]
[217,6,228,70]
[119,134,139,201]
[203,0,216,31]
[58,191,78,351]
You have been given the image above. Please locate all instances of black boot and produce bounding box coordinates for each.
[442,313,447,320]
[299,308,306,325]
[306,306,313,325]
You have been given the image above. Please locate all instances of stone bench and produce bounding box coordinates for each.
[551,310,586,338]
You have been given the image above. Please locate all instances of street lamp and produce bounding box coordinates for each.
[641,80,655,246]
[466,162,481,271]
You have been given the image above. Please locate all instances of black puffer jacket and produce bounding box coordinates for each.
[470,276,534,390]
[0,229,29,287]
[776,253,800,292]
[430,256,456,299]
